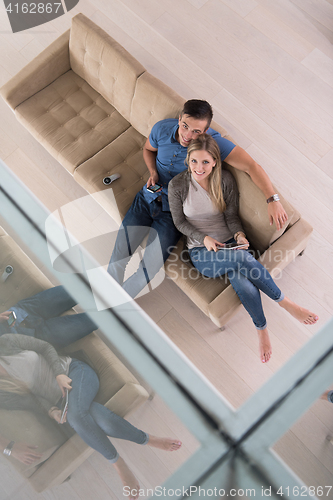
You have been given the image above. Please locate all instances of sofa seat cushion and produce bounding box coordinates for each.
[15,70,130,174]
[74,127,147,222]
[165,240,230,315]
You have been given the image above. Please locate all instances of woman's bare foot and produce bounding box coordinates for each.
[112,457,140,500]
[279,297,318,325]
[257,328,272,363]
[147,435,182,451]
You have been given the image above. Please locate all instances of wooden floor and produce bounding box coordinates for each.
[0,0,333,498]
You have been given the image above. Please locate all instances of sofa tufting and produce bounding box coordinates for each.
[0,13,313,327]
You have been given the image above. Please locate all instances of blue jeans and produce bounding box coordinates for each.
[67,359,149,461]
[107,190,180,298]
[189,246,284,329]
[15,286,97,348]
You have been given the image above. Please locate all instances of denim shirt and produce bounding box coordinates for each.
[142,119,236,211]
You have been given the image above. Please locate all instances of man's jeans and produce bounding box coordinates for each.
[67,359,149,461]
[15,286,97,348]
[189,247,284,329]
[107,190,180,298]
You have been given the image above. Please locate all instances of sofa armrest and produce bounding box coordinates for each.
[258,217,313,277]
[29,383,149,492]
[0,30,70,110]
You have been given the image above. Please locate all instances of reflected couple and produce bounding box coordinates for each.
[0,333,181,497]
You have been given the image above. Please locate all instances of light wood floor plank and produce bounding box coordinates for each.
[200,0,333,116]
[290,0,333,32]
[245,5,315,62]
[255,0,333,59]
[302,48,333,87]
[274,430,333,488]
[219,0,258,18]
[162,0,280,91]
[265,77,333,147]
[317,148,333,179]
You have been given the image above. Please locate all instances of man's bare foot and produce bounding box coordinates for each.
[147,435,182,451]
[112,457,140,500]
[257,328,272,363]
[279,297,318,325]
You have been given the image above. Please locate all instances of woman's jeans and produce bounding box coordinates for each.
[66,360,149,462]
[189,247,284,329]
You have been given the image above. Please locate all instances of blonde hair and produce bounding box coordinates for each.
[0,376,29,395]
[186,134,226,212]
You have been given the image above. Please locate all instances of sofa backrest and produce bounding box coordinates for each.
[69,14,145,122]
[130,72,184,138]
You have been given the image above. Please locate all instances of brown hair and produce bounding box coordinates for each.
[186,134,226,212]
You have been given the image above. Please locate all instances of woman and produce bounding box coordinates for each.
[0,334,181,497]
[168,134,318,363]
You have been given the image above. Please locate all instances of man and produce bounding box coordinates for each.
[0,286,96,348]
[107,99,287,298]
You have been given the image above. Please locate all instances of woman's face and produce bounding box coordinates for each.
[189,149,216,184]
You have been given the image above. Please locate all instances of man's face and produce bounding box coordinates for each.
[176,114,209,147]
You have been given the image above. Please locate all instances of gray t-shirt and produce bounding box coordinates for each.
[183,179,233,249]
[0,351,71,405]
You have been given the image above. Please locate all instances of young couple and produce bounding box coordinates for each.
[108,99,318,363]
[0,333,181,498]
[0,289,181,498]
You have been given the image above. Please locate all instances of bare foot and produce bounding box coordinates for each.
[279,297,318,325]
[112,457,140,500]
[257,328,272,363]
[147,435,182,451]
[321,390,333,402]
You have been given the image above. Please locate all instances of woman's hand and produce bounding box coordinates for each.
[236,234,250,249]
[204,236,225,252]
[55,374,72,397]
[48,407,66,424]
[10,442,43,465]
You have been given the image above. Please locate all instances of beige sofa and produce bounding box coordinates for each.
[0,226,149,492]
[0,14,313,327]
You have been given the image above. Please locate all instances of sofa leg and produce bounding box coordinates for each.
[148,391,155,401]
[298,249,305,256]
[62,475,71,483]
[219,326,225,331]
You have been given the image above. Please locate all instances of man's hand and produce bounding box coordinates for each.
[0,311,12,323]
[267,201,288,230]
[55,374,72,397]
[147,171,161,190]
[10,442,43,464]
[204,236,225,252]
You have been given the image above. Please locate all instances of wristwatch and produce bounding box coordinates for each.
[3,441,14,457]
[266,194,280,204]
